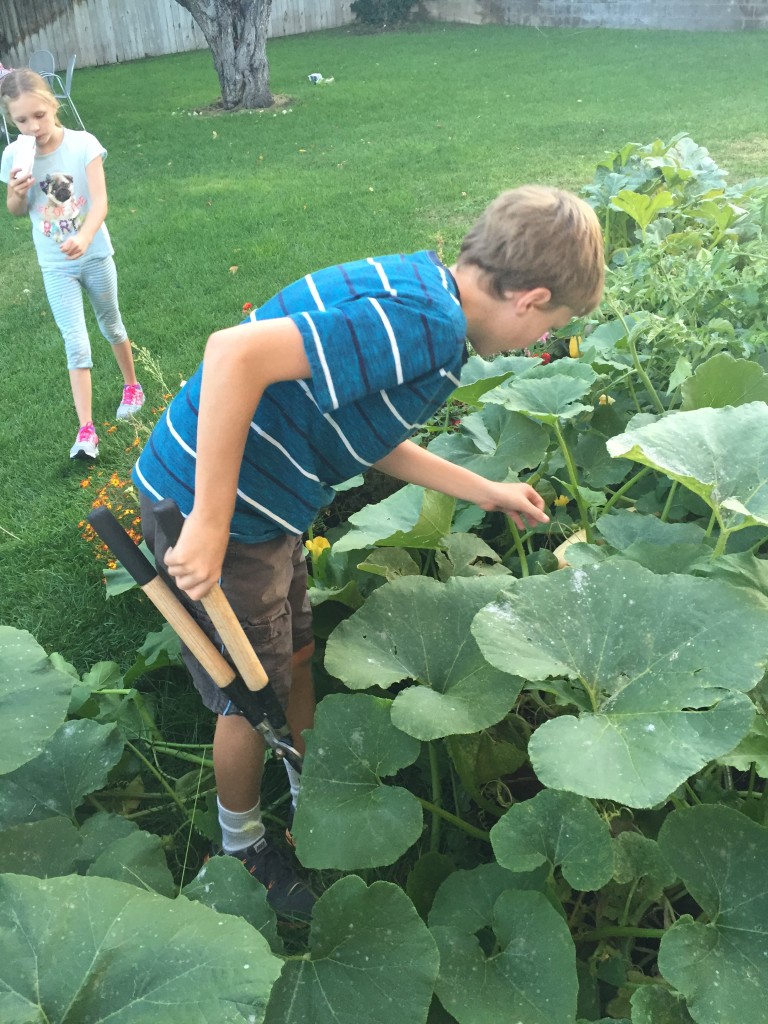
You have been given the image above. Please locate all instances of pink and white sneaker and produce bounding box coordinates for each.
[116,382,145,420]
[70,422,99,461]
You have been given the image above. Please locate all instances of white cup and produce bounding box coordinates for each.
[13,135,36,179]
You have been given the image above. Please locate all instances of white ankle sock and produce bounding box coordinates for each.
[284,761,301,809]
[217,798,265,854]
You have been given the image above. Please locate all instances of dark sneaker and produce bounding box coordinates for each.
[224,836,315,921]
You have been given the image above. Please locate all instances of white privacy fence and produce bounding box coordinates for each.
[1,0,354,70]
[2,0,764,71]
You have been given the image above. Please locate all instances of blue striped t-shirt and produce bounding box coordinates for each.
[132,250,467,542]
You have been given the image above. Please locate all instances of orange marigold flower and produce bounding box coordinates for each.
[107,425,117,434]
[80,478,90,488]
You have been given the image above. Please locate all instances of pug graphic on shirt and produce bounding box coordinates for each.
[37,171,86,244]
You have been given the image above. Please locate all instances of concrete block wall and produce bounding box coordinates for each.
[421,0,768,32]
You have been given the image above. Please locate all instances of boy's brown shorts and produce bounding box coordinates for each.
[140,494,314,715]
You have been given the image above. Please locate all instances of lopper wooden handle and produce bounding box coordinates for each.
[153,500,269,692]
[88,506,236,690]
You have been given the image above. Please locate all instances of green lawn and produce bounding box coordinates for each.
[2,22,767,669]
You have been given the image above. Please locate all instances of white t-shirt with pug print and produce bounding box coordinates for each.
[0,128,113,268]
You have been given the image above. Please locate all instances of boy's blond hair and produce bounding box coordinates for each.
[458,186,605,315]
[0,68,61,125]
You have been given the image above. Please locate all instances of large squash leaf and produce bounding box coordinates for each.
[607,403,768,532]
[293,693,422,868]
[325,576,522,740]
[265,877,438,1024]
[631,986,695,1023]
[482,360,599,423]
[491,790,614,891]
[0,720,124,828]
[431,888,577,1024]
[0,627,74,774]
[183,854,281,953]
[428,404,548,479]
[428,863,569,1023]
[472,562,765,807]
[0,815,175,895]
[333,485,454,553]
[657,806,768,1024]
[680,352,768,411]
[0,872,282,1023]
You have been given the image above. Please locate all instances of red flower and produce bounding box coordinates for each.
[242,301,254,313]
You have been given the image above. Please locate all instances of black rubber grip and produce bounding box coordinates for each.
[153,498,186,547]
[88,506,157,587]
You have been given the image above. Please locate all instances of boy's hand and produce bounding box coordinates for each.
[478,481,550,530]
[164,513,229,602]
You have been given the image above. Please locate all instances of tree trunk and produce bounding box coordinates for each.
[174,0,274,109]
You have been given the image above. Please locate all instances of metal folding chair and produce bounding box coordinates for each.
[0,67,15,144]
[48,55,85,131]
[28,50,56,78]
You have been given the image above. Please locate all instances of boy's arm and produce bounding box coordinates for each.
[60,156,107,259]
[373,439,549,529]
[164,318,311,600]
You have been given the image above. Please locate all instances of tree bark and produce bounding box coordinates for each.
[174,0,274,110]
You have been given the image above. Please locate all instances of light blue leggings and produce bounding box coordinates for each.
[41,255,128,370]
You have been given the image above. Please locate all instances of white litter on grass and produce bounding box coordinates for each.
[307,72,335,84]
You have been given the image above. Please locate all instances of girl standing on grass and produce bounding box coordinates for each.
[0,68,144,461]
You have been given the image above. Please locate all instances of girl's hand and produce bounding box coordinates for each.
[9,170,35,198]
[60,232,91,259]
[164,512,230,602]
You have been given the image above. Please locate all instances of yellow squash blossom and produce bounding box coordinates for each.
[569,335,582,358]
[554,494,570,507]
[305,536,331,558]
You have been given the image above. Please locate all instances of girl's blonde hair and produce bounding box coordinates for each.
[458,185,605,316]
[0,68,61,124]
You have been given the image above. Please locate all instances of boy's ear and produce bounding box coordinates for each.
[505,286,552,312]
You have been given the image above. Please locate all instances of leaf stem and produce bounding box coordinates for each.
[576,925,666,942]
[148,744,215,769]
[611,304,665,415]
[428,743,442,853]
[126,740,190,815]
[712,524,730,558]
[602,467,651,515]
[416,797,490,842]
[552,420,593,542]
[660,481,678,523]
[506,516,529,577]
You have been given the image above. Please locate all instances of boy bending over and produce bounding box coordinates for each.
[133,185,605,919]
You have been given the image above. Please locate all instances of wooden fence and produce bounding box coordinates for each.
[2,0,764,72]
[0,0,354,70]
